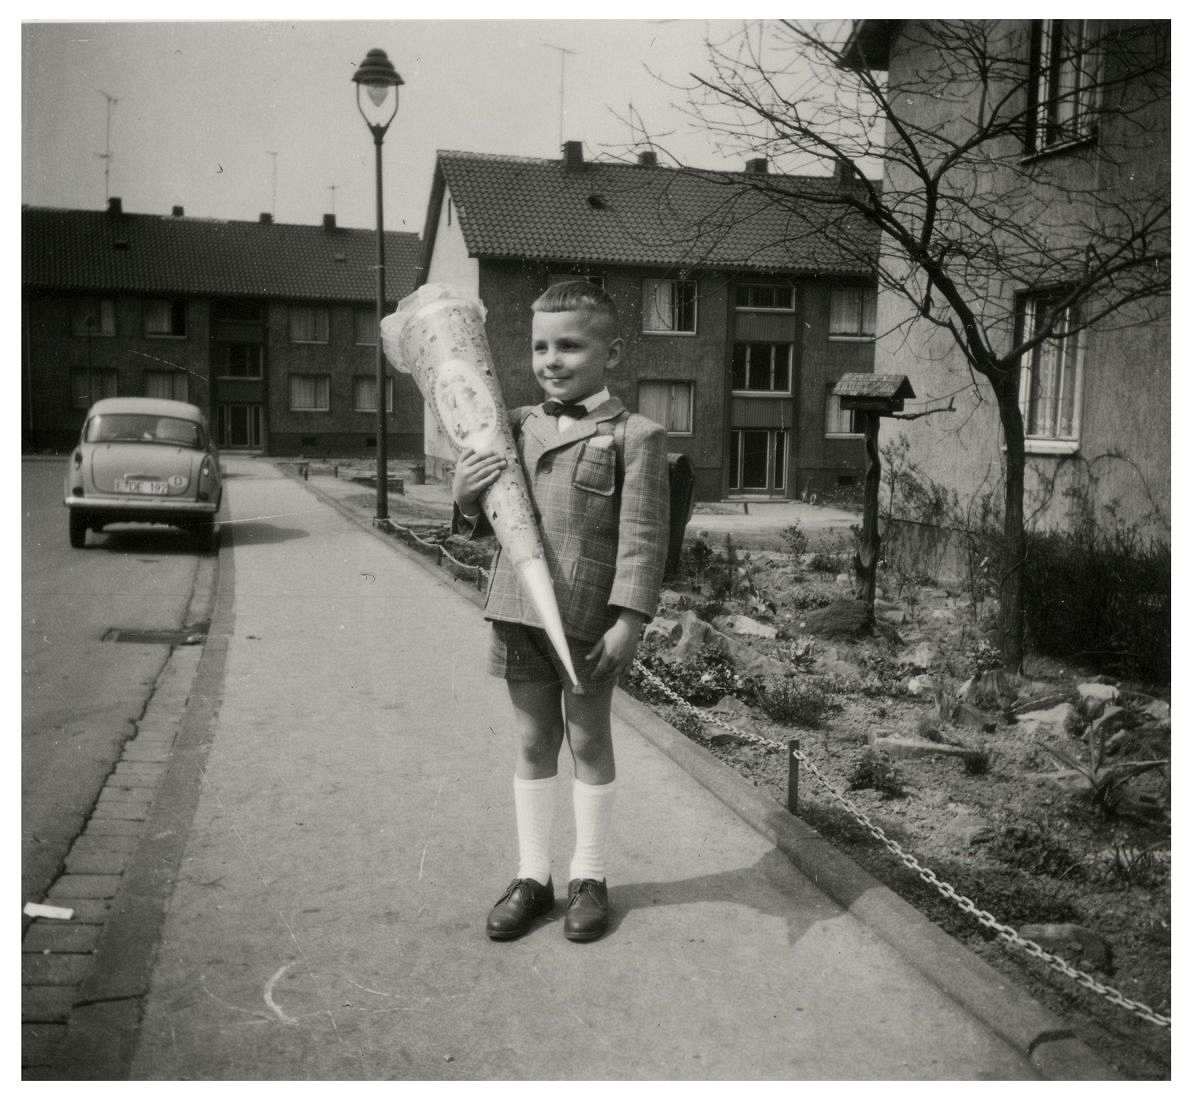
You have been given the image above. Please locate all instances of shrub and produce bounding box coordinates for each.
[985,822,1082,878]
[807,551,842,574]
[626,643,751,706]
[962,747,993,776]
[847,749,906,798]
[1023,502,1170,682]
[756,676,832,727]
[781,521,809,562]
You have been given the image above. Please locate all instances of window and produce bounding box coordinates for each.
[1031,20,1101,153]
[71,369,118,408]
[1017,291,1084,450]
[71,298,115,337]
[353,375,394,413]
[144,371,188,402]
[638,381,694,434]
[144,298,187,337]
[213,344,263,379]
[289,306,329,344]
[732,342,792,393]
[547,271,605,289]
[354,307,379,346]
[825,389,862,436]
[642,279,697,334]
[735,284,794,311]
[289,373,330,412]
[829,286,876,338]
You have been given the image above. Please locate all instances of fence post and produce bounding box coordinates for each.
[787,739,800,815]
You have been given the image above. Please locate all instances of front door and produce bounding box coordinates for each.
[217,403,262,449]
[729,428,787,496]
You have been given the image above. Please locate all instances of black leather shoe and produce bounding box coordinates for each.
[564,878,610,942]
[486,877,554,941]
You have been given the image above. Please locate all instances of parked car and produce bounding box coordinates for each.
[64,397,222,550]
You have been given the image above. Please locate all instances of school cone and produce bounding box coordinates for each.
[380,284,579,688]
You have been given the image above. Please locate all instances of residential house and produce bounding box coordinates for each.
[414,143,880,501]
[22,199,423,456]
[843,20,1170,536]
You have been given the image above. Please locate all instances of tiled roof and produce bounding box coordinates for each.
[436,149,878,276]
[22,205,422,303]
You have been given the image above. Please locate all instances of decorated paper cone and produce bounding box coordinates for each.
[381,284,579,688]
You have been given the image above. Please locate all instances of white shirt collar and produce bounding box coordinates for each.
[555,387,610,431]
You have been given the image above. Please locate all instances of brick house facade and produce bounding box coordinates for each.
[22,200,423,456]
[415,145,879,501]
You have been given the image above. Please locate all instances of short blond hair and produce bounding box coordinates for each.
[531,280,619,336]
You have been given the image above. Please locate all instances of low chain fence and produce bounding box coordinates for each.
[375,510,1169,1031]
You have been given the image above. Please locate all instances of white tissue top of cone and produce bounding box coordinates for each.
[380,284,541,568]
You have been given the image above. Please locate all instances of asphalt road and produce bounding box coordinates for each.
[21,459,214,906]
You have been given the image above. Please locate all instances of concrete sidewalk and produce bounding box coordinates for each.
[74,456,1111,1079]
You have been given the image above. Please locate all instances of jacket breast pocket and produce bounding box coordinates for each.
[571,443,617,496]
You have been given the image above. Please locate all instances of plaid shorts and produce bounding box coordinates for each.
[487,620,618,695]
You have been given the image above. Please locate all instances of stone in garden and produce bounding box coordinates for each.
[713,614,778,639]
[906,675,936,696]
[959,669,1020,710]
[895,641,939,671]
[643,617,682,646]
[801,599,871,640]
[878,607,907,626]
[874,736,971,759]
[1013,702,1081,742]
[1076,682,1120,717]
[708,694,750,718]
[1018,923,1113,974]
[1140,697,1170,724]
[670,610,717,660]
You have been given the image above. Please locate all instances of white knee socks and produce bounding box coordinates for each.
[513,774,556,886]
[569,778,616,883]
[513,774,617,885]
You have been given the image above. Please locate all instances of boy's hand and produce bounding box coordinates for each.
[585,609,647,681]
[453,448,506,514]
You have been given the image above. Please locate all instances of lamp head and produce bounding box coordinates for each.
[352,48,404,133]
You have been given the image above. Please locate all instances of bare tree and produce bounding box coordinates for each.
[657,19,1169,669]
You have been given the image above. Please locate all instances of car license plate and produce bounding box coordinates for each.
[116,478,169,495]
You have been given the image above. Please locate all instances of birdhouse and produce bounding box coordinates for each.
[832,373,916,416]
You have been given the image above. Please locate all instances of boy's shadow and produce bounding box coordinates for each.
[588,847,859,945]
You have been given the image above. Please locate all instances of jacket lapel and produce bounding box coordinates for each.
[523,397,625,463]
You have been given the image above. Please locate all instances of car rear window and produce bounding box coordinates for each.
[86,414,204,449]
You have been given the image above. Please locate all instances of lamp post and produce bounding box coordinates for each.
[352,47,404,524]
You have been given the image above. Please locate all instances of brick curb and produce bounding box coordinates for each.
[294,468,1120,1081]
[22,539,226,1079]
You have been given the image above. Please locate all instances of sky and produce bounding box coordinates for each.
[21,11,797,236]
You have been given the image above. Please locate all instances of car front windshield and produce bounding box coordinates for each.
[86,413,203,449]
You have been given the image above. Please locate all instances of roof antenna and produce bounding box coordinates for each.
[541,43,578,151]
[267,151,279,218]
[96,90,118,203]
[327,182,337,216]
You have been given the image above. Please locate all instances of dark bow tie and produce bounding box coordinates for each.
[542,400,589,419]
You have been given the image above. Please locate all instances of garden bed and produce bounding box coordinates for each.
[622,531,1170,1080]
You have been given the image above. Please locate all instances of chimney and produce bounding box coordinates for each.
[745,157,768,175]
[562,140,584,171]
[834,157,857,184]
[171,205,184,217]
[107,196,123,215]
[259,212,273,224]
[637,149,658,167]
[322,213,336,230]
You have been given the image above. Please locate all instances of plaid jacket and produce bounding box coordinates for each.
[460,396,670,643]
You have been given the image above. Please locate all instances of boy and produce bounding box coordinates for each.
[453,280,670,943]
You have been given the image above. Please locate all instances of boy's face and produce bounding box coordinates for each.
[531,309,622,404]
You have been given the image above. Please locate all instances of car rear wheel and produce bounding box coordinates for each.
[69,511,88,548]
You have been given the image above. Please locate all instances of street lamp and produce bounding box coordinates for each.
[352,47,404,524]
